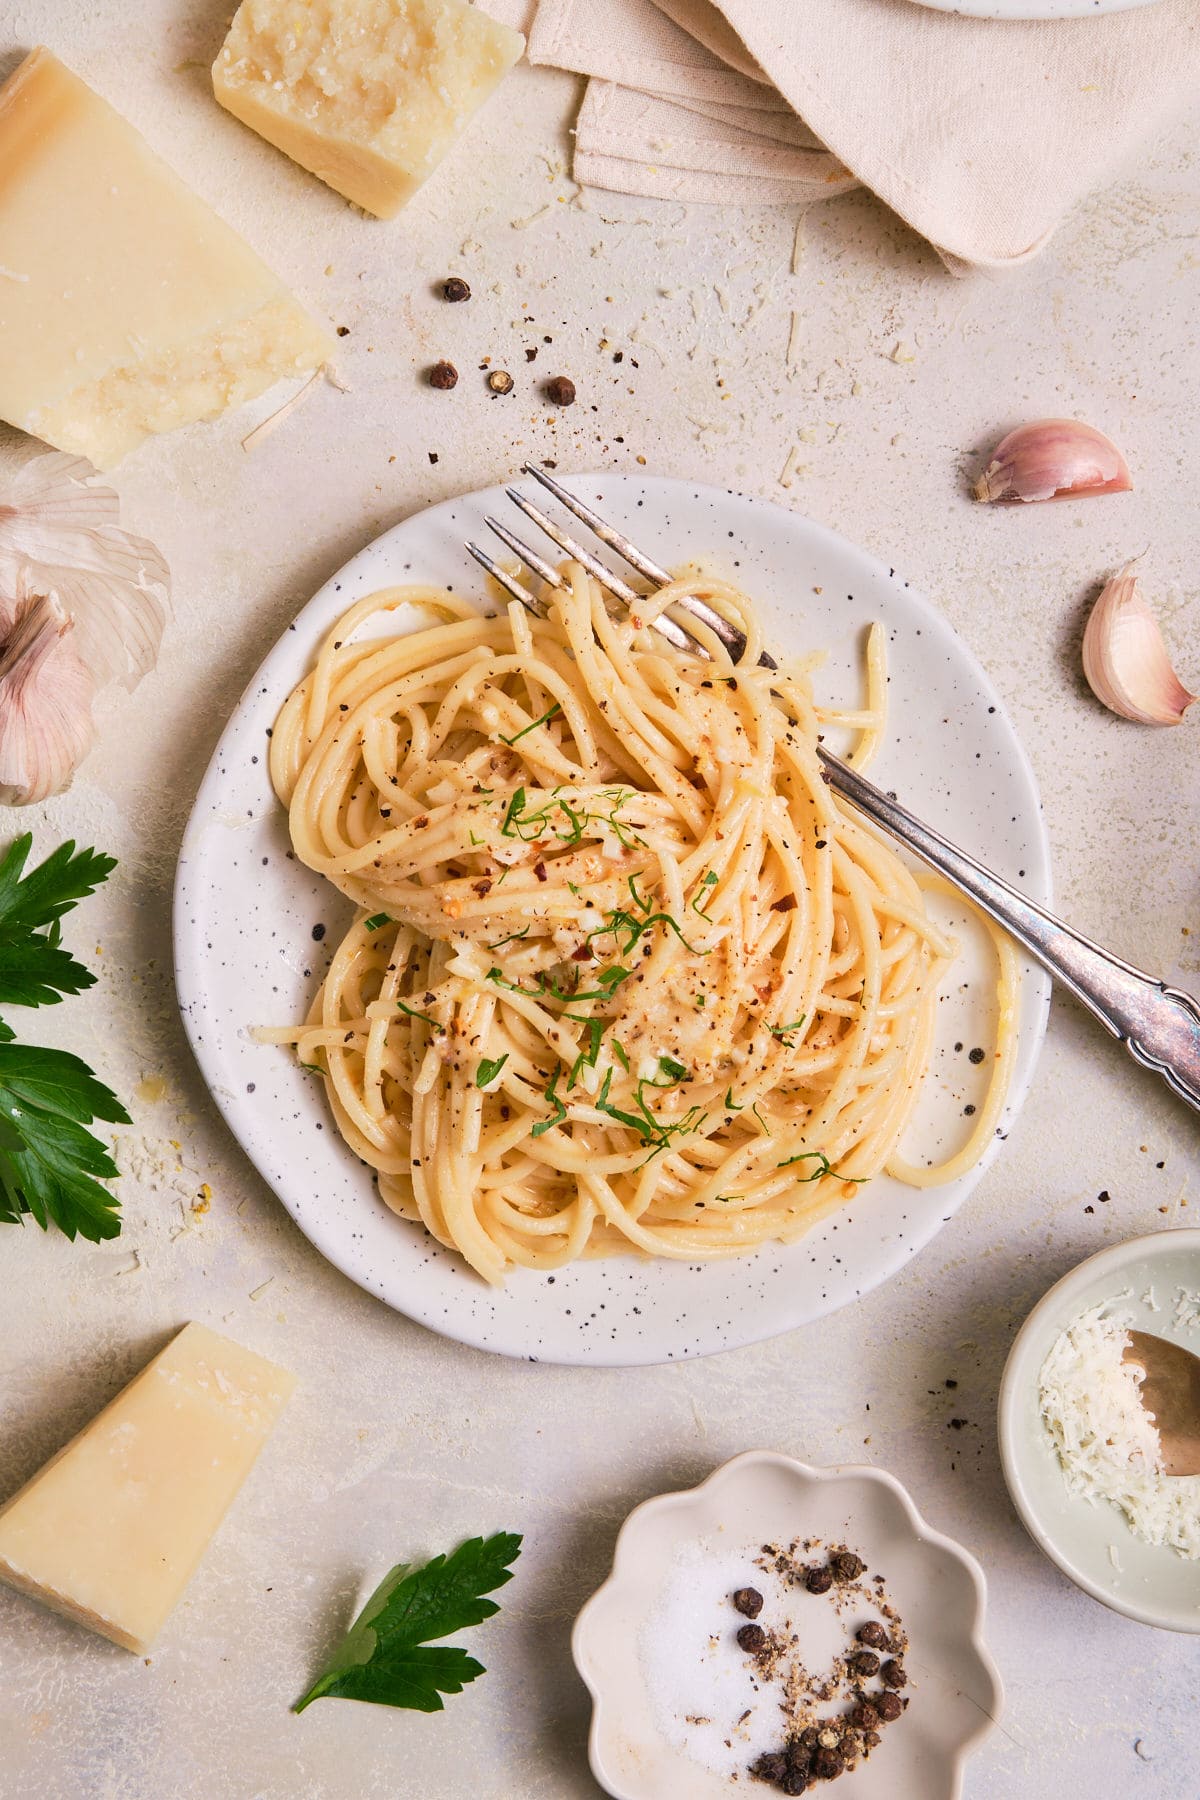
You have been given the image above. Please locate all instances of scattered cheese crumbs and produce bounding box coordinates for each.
[778,445,801,490]
[1141,1286,1160,1312]
[888,341,916,365]
[193,1185,212,1216]
[1038,1303,1200,1558]
[790,213,806,274]
[135,1076,168,1105]
[249,1276,275,1301]
[1108,1543,1122,1571]
[1172,1289,1200,1335]
[786,311,803,376]
[511,204,552,231]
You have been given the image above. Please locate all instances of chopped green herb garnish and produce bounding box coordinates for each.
[627,871,652,915]
[298,1060,324,1076]
[531,1069,567,1136]
[724,1088,743,1112]
[691,870,719,920]
[658,1055,689,1083]
[500,703,562,746]
[363,913,392,932]
[294,1532,521,1714]
[484,925,531,951]
[610,1038,630,1072]
[397,998,445,1033]
[778,1150,832,1181]
[568,1018,607,1088]
[476,1054,509,1088]
[768,1016,806,1045]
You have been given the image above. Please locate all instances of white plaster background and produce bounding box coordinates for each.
[1,4,1199,1796]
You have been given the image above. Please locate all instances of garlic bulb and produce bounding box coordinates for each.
[0,451,169,804]
[974,420,1131,504]
[0,452,168,689]
[1082,565,1195,726]
[0,589,95,805]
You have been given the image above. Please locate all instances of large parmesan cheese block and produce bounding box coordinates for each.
[0,48,332,466]
[0,1323,295,1653]
[213,0,525,219]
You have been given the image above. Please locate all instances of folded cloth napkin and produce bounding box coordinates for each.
[485,0,1200,268]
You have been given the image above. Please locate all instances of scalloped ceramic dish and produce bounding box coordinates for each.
[572,1451,1002,1799]
[998,1229,1200,1634]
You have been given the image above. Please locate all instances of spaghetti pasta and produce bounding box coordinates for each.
[262,565,1016,1284]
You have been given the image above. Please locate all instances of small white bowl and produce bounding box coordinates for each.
[571,1450,1002,1800]
[998,1228,1200,1634]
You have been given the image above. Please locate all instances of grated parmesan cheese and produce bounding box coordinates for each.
[1038,1303,1200,1559]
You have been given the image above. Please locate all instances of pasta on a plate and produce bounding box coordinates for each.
[263,565,1017,1284]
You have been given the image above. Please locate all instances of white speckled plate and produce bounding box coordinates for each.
[909,0,1159,16]
[572,1450,1003,1799]
[998,1229,1200,1633]
[174,474,1050,1365]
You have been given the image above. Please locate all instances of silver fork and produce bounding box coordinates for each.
[466,464,1200,1118]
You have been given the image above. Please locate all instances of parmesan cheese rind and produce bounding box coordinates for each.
[1038,1303,1200,1560]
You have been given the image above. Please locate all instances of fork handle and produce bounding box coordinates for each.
[821,749,1200,1116]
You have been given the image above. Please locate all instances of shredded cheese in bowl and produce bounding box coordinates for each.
[1038,1303,1200,1560]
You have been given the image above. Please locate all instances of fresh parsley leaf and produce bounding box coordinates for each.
[0,1043,129,1240]
[0,835,116,934]
[0,839,127,1242]
[0,936,96,1008]
[531,1070,566,1137]
[294,1532,522,1714]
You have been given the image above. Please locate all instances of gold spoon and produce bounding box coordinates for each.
[1123,1331,1200,1477]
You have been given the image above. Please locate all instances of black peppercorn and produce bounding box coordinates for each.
[732,1586,763,1618]
[875,1690,903,1723]
[736,1622,767,1653]
[849,1701,880,1731]
[831,1550,865,1582]
[848,1650,879,1677]
[804,1565,833,1594]
[855,1621,887,1649]
[750,1751,788,1784]
[545,375,576,405]
[799,1727,820,1750]
[487,369,514,394]
[442,277,471,302]
[428,361,458,389]
[810,1745,844,1780]
[782,1771,811,1796]
[881,1659,907,1689]
[785,1740,811,1775]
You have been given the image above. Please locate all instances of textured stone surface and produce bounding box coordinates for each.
[0,7,1198,1796]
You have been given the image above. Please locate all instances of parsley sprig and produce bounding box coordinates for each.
[294,1532,522,1714]
[0,835,129,1242]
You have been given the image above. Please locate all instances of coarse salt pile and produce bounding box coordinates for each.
[1038,1303,1200,1560]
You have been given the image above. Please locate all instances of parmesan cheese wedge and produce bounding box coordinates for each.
[0,48,333,466]
[213,0,525,219]
[0,1323,295,1653]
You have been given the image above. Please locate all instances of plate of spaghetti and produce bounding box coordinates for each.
[175,475,1050,1364]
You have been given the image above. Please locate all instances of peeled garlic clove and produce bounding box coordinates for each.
[1082,564,1195,726]
[0,590,95,804]
[974,420,1131,504]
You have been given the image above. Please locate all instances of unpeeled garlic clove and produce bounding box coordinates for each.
[974,419,1131,504]
[1081,564,1195,726]
[0,589,95,804]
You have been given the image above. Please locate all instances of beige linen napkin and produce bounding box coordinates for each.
[486,0,1200,267]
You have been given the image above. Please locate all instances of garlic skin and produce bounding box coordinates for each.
[0,452,168,689]
[974,420,1131,504]
[1082,565,1196,727]
[0,588,95,805]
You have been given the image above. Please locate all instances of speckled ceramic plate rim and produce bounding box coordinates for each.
[174,473,1052,1366]
[998,1228,1200,1633]
[571,1449,1003,1800]
[906,0,1161,18]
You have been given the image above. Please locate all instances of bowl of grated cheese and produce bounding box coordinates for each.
[999,1229,1200,1633]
